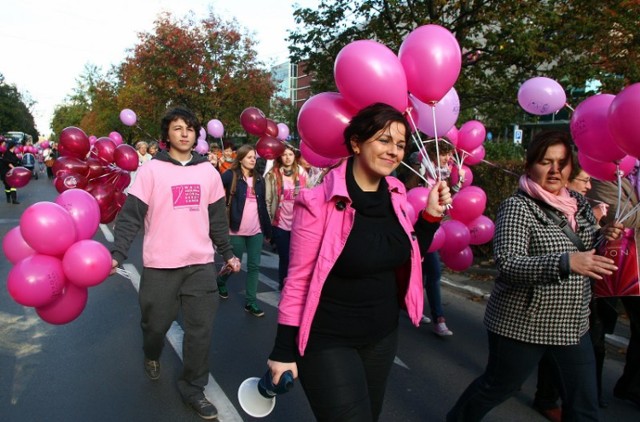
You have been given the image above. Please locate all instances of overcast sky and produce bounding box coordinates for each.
[1,0,317,135]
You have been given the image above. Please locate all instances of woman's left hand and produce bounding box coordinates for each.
[601,221,624,241]
[425,181,452,217]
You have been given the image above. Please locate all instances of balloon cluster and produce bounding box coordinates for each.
[53,126,136,224]
[239,107,290,159]
[3,189,111,325]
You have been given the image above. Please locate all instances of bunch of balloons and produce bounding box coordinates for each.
[239,107,290,159]
[3,189,112,325]
[52,126,137,224]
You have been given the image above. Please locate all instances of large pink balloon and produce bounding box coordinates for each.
[334,40,408,112]
[256,136,285,160]
[7,254,66,307]
[457,121,486,153]
[5,167,32,188]
[462,145,486,166]
[440,220,471,255]
[62,240,112,287]
[441,246,474,271]
[578,152,636,182]
[609,83,640,159]
[119,108,137,126]
[570,94,626,163]
[240,107,267,136]
[405,202,418,225]
[264,119,279,138]
[91,137,117,164]
[36,284,88,325]
[450,165,473,188]
[399,24,462,104]
[206,119,224,138]
[20,202,78,256]
[297,92,355,159]
[427,227,446,253]
[114,144,139,172]
[449,186,487,223]
[55,189,101,240]
[467,215,495,245]
[276,123,290,141]
[58,127,90,159]
[2,226,36,264]
[109,131,124,146]
[518,77,567,115]
[407,186,432,215]
[299,141,341,168]
[409,88,460,137]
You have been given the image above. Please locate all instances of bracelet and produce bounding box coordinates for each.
[421,209,443,223]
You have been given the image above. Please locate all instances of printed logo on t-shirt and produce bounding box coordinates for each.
[172,184,201,210]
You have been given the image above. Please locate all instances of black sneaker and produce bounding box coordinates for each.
[244,303,265,317]
[144,358,160,380]
[217,284,228,299]
[185,396,218,420]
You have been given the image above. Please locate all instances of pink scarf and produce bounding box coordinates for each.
[519,175,578,231]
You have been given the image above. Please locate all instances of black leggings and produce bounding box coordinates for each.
[297,329,398,422]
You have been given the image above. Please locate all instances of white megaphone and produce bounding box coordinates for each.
[237,370,294,418]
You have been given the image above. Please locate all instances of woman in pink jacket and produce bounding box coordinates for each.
[267,103,452,421]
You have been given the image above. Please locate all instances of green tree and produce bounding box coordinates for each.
[0,74,38,140]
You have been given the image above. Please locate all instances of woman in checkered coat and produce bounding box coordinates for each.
[447,131,623,421]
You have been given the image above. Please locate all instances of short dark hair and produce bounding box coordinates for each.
[525,130,573,172]
[160,107,201,146]
[343,103,412,154]
[424,137,455,162]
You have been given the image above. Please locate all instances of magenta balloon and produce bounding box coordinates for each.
[399,24,462,104]
[299,141,341,168]
[206,119,224,138]
[609,83,640,159]
[2,226,36,264]
[409,88,460,137]
[441,246,474,271]
[5,167,32,188]
[91,137,117,164]
[20,202,78,256]
[517,77,567,115]
[55,189,101,240]
[578,152,636,182]
[58,126,90,159]
[334,40,408,112]
[440,220,471,255]
[449,186,487,223]
[52,156,89,178]
[89,135,98,146]
[457,120,486,153]
[265,119,279,137]
[297,92,355,159]
[62,240,112,287]
[405,202,418,225]
[467,215,496,245]
[90,182,116,214]
[276,123,290,141]
[240,107,268,136]
[7,254,66,307]
[427,227,446,253]
[407,186,432,214]
[256,136,286,160]
[570,94,626,163]
[54,172,88,193]
[113,170,131,192]
[36,283,88,325]
[119,108,137,126]
[114,144,139,172]
[463,145,486,166]
[86,157,108,180]
[109,131,124,146]
[450,165,473,188]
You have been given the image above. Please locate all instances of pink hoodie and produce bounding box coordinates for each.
[277,160,425,356]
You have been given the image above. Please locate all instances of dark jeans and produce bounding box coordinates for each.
[447,331,599,422]
[297,329,398,422]
[139,264,219,400]
[272,226,291,289]
[423,251,445,320]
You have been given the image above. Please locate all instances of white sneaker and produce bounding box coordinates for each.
[422,315,431,324]
[434,317,453,336]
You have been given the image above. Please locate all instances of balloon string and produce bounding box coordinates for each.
[565,103,575,112]
[429,105,442,182]
[135,124,158,143]
[615,162,622,221]
[399,161,432,187]
[115,267,131,279]
[406,111,437,180]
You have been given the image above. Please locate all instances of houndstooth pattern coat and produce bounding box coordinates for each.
[484,189,599,345]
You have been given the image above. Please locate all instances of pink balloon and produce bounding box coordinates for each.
[62,240,112,287]
[457,120,486,153]
[58,127,90,159]
[399,24,462,104]
[440,220,471,255]
[55,189,101,240]
[299,141,341,168]
[7,254,67,307]
[109,131,124,146]
[334,40,408,112]
[518,77,567,115]
[297,92,355,159]
[119,108,137,126]
[198,127,207,141]
[89,135,98,146]
[36,283,88,325]
[5,167,32,188]
[441,246,474,271]
[276,123,290,141]
[256,136,285,160]
[405,202,418,225]
[450,165,473,188]
[2,226,36,264]
[609,83,640,159]
[462,145,486,166]
[114,144,139,172]
[570,94,626,163]
[206,119,224,138]
[427,227,446,253]
[467,215,495,245]
[578,152,636,182]
[91,137,117,164]
[195,139,209,155]
[449,186,487,223]
[407,186,432,215]
[409,88,460,137]
[240,107,267,136]
[20,202,78,256]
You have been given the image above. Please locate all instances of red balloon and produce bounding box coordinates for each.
[114,190,127,208]
[256,136,285,160]
[240,107,267,136]
[91,137,117,164]
[114,144,139,172]
[52,156,89,178]
[264,119,279,137]
[90,182,116,213]
[86,157,108,180]
[100,203,120,224]
[54,172,88,193]
[59,127,90,159]
[7,254,67,307]
[36,284,88,325]
[113,170,131,191]
[5,167,32,188]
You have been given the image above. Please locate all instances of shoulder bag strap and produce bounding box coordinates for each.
[533,199,587,252]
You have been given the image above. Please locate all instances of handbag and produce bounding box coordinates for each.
[596,228,640,297]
